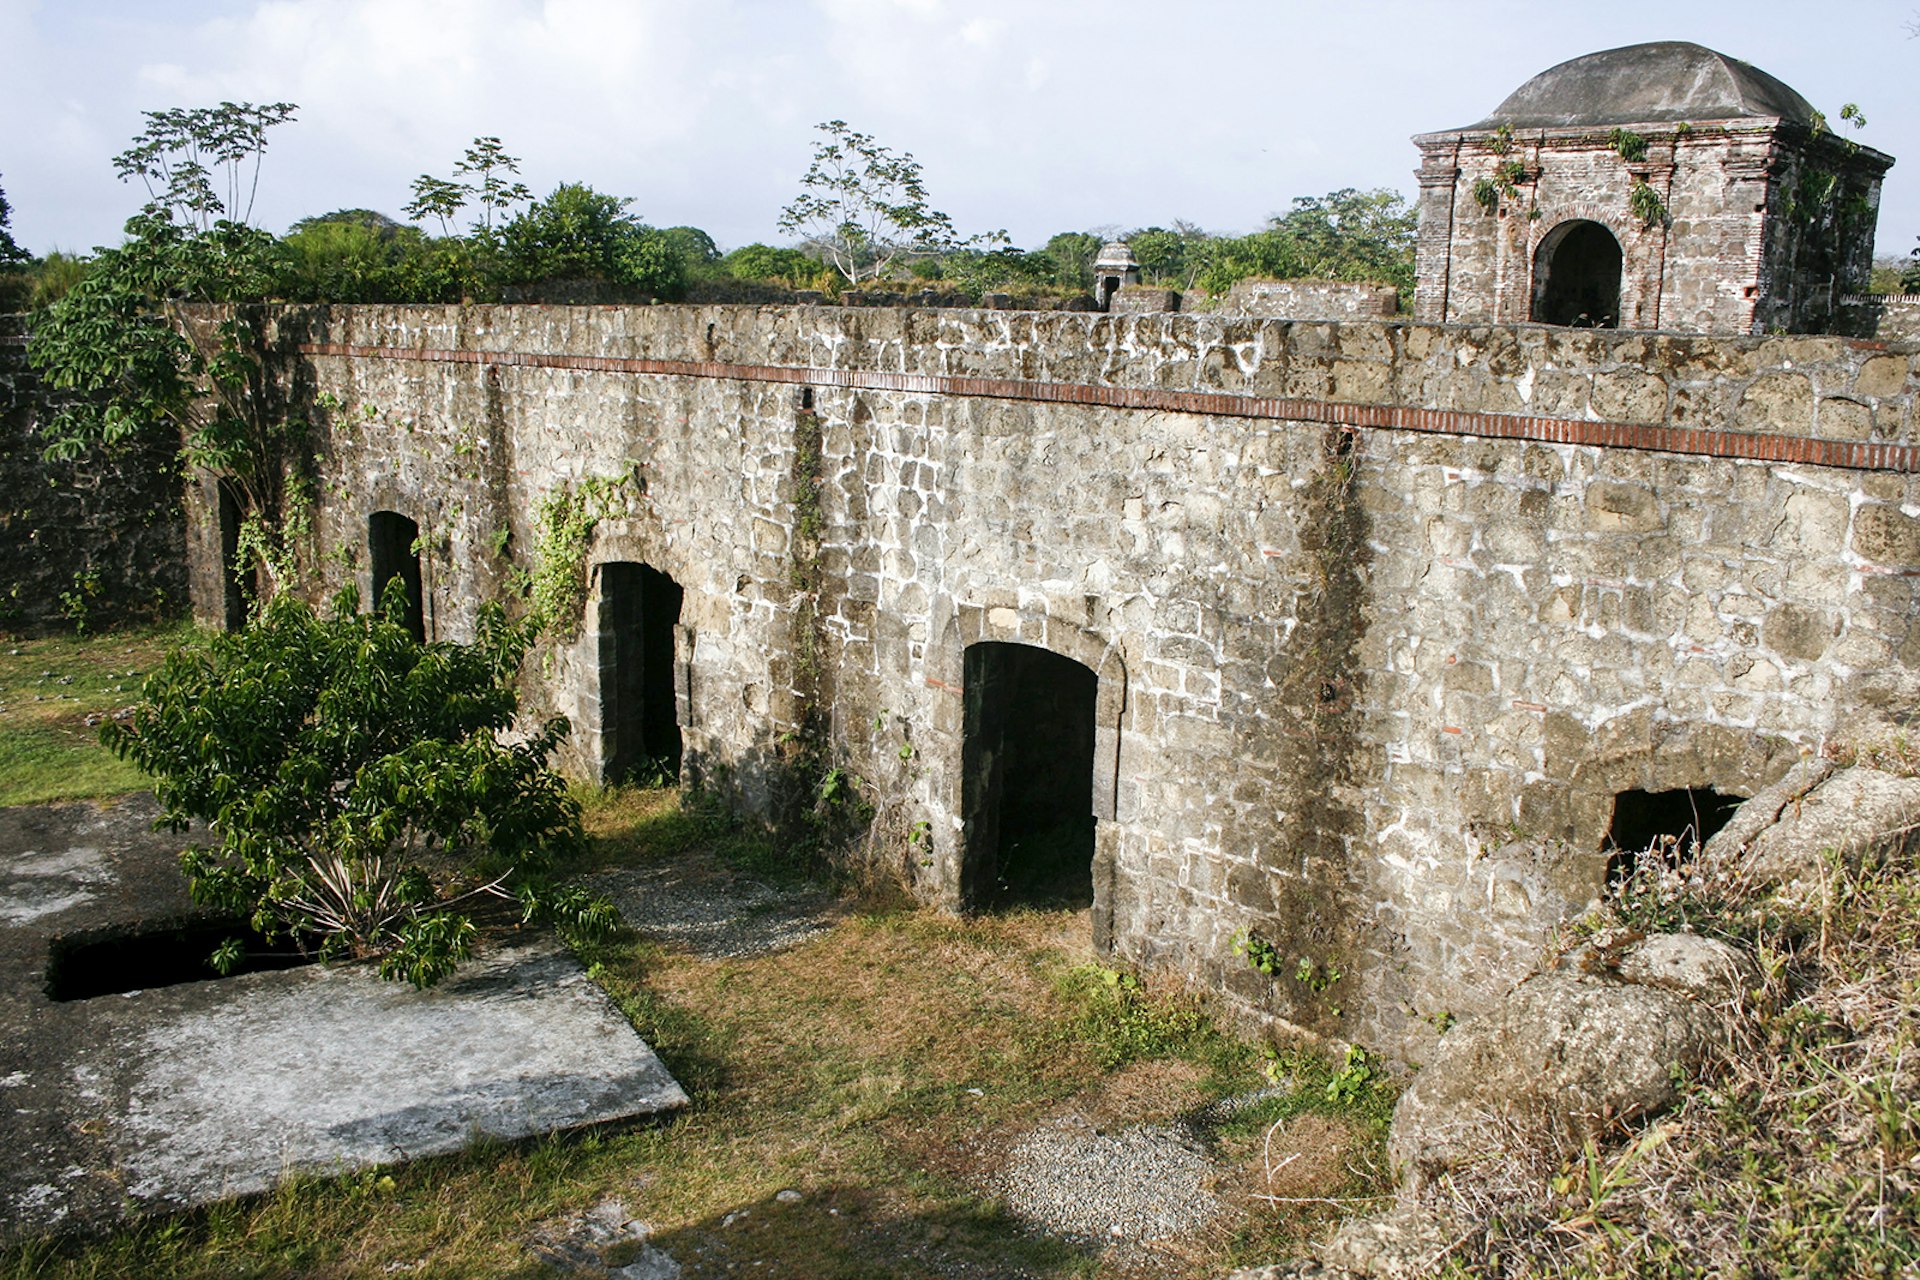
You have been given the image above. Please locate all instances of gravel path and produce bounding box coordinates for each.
[584,863,839,959]
[996,1113,1223,1243]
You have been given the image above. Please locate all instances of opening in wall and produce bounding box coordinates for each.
[367,511,425,642]
[962,641,1098,910]
[1603,786,1746,885]
[598,561,684,784]
[1532,219,1623,328]
[216,478,251,632]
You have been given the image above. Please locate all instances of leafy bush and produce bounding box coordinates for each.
[496,182,685,298]
[1191,188,1416,297]
[280,209,436,303]
[720,242,824,285]
[105,585,603,986]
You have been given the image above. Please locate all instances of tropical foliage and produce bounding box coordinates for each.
[105,585,604,987]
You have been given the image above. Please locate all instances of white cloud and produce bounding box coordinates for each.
[1,0,1914,256]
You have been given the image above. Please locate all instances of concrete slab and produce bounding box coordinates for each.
[0,796,688,1236]
[103,940,689,1210]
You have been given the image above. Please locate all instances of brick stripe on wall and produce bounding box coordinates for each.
[298,341,1920,473]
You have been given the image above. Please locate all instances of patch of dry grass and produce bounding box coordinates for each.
[3,785,1387,1279]
[1428,835,1920,1278]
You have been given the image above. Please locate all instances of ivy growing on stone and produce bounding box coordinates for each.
[527,472,634,639]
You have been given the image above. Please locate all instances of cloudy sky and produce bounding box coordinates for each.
[3,0,1916,261]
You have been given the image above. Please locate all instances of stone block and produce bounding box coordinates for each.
[1591,368,1667,422]
[1852,503,1920,568]
[1583,480,1663,532]
[1855,354,1912,400]
[1737,371,1815,434]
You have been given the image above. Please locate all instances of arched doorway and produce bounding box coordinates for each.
[1531,220,1623,328]
[597,562,684,784]
[216,479,251,632]
[961,642,1098,908]
[367,511,424,641]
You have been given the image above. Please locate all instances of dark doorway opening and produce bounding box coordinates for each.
[598,562,685,784]
[1603,787,1746,885]
[962,642,1098,909]
[1532,220,1623,328]
[216,479,251,632]
[368,511,425,642]
[45,917,318,1002]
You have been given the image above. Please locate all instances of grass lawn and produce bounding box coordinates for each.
[0,780,1396,1279]
[0,621,200,806]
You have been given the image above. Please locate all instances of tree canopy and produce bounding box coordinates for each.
[496,182,684,297]
[778,120,1002,284]
[0,176,28,269]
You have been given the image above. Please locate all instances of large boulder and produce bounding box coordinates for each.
[1702,764,1920,900]
[1386,932,1751,1192]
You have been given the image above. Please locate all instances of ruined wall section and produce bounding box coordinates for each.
[252,303,1920,1056]
[0,315,185,633]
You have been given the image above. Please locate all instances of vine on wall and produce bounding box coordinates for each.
[526,471,633,638]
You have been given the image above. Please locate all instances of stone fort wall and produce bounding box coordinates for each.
[211,302,1920,1057]
[0,315,185,634]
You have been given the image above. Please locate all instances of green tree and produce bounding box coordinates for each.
[938,245,1055,297]
[29,105,294,465]
[1904,236,1920,295]
[0,176,28,269]
[404,135,533,237]
[778,120,1002,284]
[28,102,302,603]
[1041,231,1102,291]
[1126,224,1211,288]
[106,586,607,987]
[281,208,430,302]
[401,138,529,239]
[0,176,28,310]
[658,225,719,268]
[496,182,685,298]
[1192,188,1416,297]
[721,242,822,284]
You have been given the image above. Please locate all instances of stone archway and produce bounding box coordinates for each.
[1531,220,1623,328]
[961,641,1099,909]
[596,561,685,784]
[367,510,425,641]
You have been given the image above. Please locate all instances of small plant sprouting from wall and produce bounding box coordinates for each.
[1234,929,1282,976]
[1608,128,1649,163]
[1629,179,1670,230]
[1472,123,1537,219]
[58,569,102,635]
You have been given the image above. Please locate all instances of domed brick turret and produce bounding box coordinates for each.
[1411,42,1892,335]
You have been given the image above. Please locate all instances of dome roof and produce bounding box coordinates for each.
[1466,41,1818,130]
[1094,241,1138,269]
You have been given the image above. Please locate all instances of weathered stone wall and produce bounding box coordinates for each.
[0,315,185,633]
[1836,294,1920,343]
[1219,279,1399,321]
[222,302,1920,1059]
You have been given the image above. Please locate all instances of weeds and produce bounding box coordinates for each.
[1055,961,1221,1070]
[1432,815,1920,1277]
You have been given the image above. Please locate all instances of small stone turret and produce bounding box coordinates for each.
[1092,241,1140,310]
